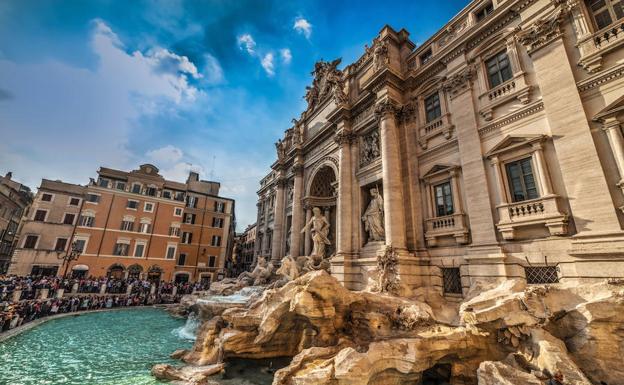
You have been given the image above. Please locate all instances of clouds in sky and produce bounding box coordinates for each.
[261,52,275,76]
[293,17,312,39]
[280,48,292,64]
[237,33,256,55]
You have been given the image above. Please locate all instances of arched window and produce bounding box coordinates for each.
[310,166,336,197]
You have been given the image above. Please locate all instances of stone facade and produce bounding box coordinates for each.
[0,172,32,274]
[9,179,85,277]
[257,0,624,296]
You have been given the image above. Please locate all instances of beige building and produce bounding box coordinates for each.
[0,172,32,274]
[9,179,86,276]
[258,0,624,296]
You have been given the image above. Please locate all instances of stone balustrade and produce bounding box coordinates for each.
[496,195,568,240]
[478,73,530,121]
[424,212,469,247]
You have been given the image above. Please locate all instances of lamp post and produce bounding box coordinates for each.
[58,241,82,278]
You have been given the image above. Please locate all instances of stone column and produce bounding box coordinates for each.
[521,28,621,233]
[55,288,65,299]
[304,206,312,256]
[531,142,553,196]
[99,284,106,295]
[375,99,407,250]
[290,163,304,257]
[335,127,356,257]
[39,288,49,299]
[126,284,133,295]
[449,169,463,213]
[490,156,507,206]
[601,117,624,189]
[150,284,156,295]
[172,286,178,296]
[271,175,287,263]
[71,283,78,293]
[444,66,499,246]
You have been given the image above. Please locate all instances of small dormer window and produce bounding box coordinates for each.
[131,183,142,194]
[98,178,109,188]
[475,2,494,22]
[420,48,433,65]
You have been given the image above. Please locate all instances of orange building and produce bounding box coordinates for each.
[67,164,235,285]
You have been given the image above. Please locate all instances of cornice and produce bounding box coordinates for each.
[577,62,624,93]
[478,100,545,137]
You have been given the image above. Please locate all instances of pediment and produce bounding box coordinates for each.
[594,94,624,122]
[422,164,458,180]
[485,134,546,158]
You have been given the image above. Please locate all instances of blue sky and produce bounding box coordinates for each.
[0,0,467,230]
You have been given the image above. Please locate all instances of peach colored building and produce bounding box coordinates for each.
[67,164,235,284]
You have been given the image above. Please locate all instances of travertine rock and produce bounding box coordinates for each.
[477,361,543,385]
[151,363,224,385]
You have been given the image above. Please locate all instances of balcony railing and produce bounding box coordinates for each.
[424,212,469,247]
[578,21,624,73]
[418,113,454,150]
[478,73,530,121]
[496,195,568,240]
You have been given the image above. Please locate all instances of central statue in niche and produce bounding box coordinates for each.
[301,207,331,258]
[362,187,385,242]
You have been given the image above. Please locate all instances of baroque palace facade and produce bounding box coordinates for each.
[256,0,624,295]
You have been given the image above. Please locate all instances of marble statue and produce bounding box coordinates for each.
[237,256,273,286]
[301,207,331,258]
[362,187,385,242]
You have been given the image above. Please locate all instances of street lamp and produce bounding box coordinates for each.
[58,241,82,278]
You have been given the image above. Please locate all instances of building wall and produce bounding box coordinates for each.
[9,180,84,276]
[0,173,33,274]
[260,0,624,296]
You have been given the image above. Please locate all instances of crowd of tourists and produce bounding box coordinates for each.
[0,274,211,334]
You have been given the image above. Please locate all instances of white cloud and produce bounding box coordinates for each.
[203,53,225,85]
[293,17,312,39]
[261,53,274,76]
[237,33,256,55]
[146,145,183,164]
[280,48,292,64]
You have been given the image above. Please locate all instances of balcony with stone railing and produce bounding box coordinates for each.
[478,73,531,121]
[424,212,470,247]
[418,113,454,150]
[496,194,568,240]
[578,21,624,73]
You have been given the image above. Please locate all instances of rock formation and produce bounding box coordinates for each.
[156,272,624,385]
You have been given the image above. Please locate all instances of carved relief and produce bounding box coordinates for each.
[374,245,400,295]
[360,129,381,167]
[304,58,347,111]
[374,99,400,120]
[517,5,567,54]
[372,38,389,72]
[442,65,477,97]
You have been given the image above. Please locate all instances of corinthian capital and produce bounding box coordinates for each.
[517,4,568,54]
[374,99,400,121]
[334,130,357,147]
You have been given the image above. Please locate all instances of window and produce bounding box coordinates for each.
[169,226,180,237]
[186,196,198,208]
[69,197,81,206]
[442,268,462,294]
[174,207,183,217]
[475,2,494,22]
[113,242,129,256]
[98,178,109,188]
[23,235,38,249]
[212,217,224,228]
[79,214,94,227]
[33,209,47,222]
[63,213,76,225]
[144,202,154,212]
[54,238,68,252]
[162,190,172,199]
[425,92,442,123]
[525,266,559,284]
[182,232,193,244]
[166,246,176,259]
[505,157,539,202]
[41,193,53,202]
[184,213,196,225]
[215,201,225,213]
[131,183,142,194]
[121,220,134,232]
[174,191,185,202]
[86,194,100,203]
[208,256,216,267]
[211,235,222,247]
[587,0,624,30]
[134,243,145,258]
[73,239,86,253]
[145,186,157,197]
[434,182,454,217]
[139,222,151,233]
[116,182,126,191]
[486,51,513,88]
[177,253,186,266]
[420,48,433,65]
[127,200,139,209]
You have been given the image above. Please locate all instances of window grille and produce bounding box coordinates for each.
[525,266,559,284]
[442,268,462,294]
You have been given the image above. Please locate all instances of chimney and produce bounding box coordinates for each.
[5,171,12,180]
[187,171,200,183]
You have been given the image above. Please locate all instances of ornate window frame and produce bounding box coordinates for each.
[486,135,568,240]
[415,78,455,150]
[421,164,469,246]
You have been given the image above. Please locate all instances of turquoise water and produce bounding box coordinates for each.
[0,308,193,385]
